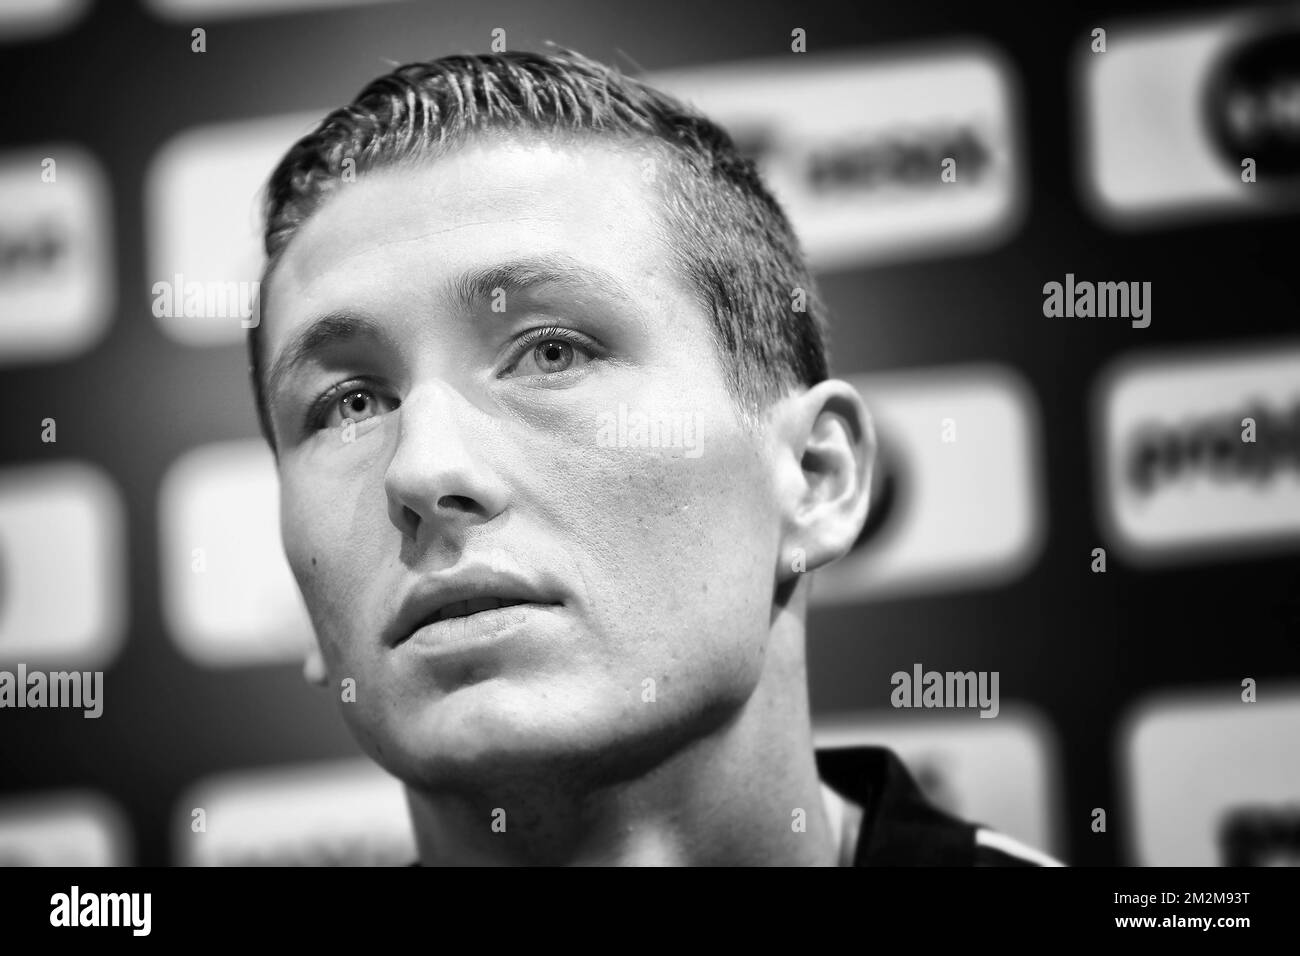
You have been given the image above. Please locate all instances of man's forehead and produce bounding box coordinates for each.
[271,136,671,293]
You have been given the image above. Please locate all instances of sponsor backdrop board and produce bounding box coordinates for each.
[1,0,1298,866]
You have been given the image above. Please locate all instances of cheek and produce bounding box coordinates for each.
[278,465,390,655]
[532,410,777,674]
[629,449,773,616]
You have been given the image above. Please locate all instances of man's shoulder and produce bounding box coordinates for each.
[815,744,1065,867]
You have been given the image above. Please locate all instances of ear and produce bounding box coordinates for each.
[772,379,875,583]
[302,641,328,687]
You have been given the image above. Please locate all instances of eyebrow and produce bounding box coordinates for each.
[265,255,637,411]
[446,254,636,315]
[266,311,392,413]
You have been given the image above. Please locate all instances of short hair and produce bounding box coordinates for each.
[249,47,830,450]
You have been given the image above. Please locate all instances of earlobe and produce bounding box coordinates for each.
[303,644,328,687]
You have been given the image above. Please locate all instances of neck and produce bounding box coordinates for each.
[407,590,839,866]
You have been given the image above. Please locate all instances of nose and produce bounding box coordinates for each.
[383,381,510,544]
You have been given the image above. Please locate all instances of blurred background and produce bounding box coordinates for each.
[1,0,1298,867]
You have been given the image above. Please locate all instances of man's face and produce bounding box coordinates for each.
[263,135,785,789]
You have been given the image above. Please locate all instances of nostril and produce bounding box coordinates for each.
[401,504,421,534]
[436,493,483,515]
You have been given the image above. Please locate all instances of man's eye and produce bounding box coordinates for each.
[506,327,597,377]
[309,384,399,432]
[528,339,578,373]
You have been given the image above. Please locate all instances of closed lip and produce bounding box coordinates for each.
[386,563,563,647]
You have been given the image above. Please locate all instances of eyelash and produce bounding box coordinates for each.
[304,378,389,434]
[503,325,598,375]
[301,326,599,434]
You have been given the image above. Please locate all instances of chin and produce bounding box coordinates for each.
[368,680,697,794]
[359,683,606,789]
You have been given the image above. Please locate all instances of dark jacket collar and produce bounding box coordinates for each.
[816,745,980,866]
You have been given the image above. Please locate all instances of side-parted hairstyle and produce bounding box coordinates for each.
[250,47,829,451]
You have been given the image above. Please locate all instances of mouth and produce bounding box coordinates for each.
[399,598,563,652]
[388,563,566,650]
[420,597,535,628]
